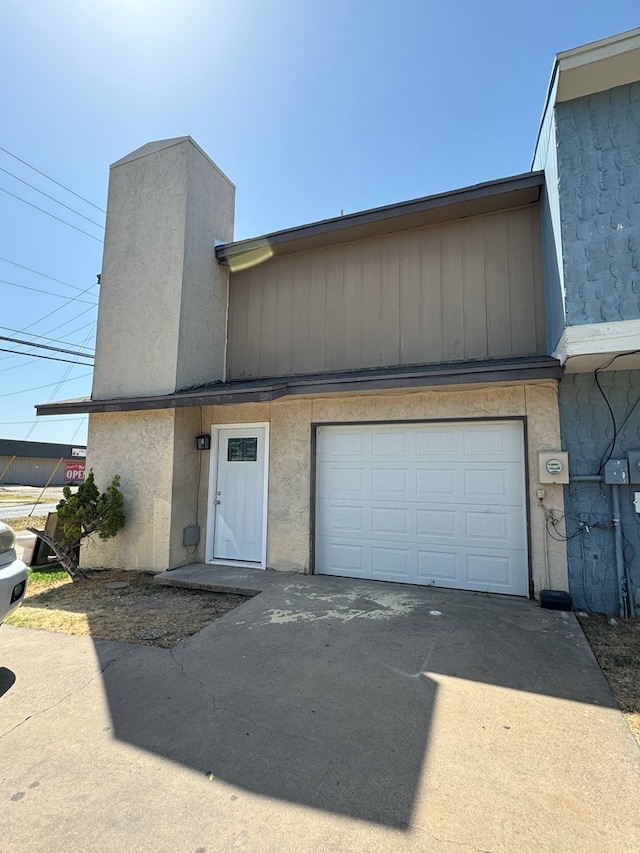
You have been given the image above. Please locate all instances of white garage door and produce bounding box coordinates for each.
[315,421,528,595]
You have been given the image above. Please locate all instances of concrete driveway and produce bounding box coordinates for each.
[1,575,639,852]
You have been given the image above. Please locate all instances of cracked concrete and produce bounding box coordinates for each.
[1,576,639,852]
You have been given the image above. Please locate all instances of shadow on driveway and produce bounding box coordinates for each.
[82,577,619,829]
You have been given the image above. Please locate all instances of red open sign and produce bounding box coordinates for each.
[64,461,86,482]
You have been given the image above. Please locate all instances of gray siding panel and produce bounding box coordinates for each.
[557,83,640,326]
[559,371,640,612]
[227,205,546,379]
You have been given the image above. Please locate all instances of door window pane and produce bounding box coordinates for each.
[227,437,258,462]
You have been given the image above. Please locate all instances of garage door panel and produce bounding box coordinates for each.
[371,506,410,534]
[417,549,459,580]
[371,546,410,577]
[316,422,528,595]
[416,508,457,538]
[415,430,456,456]
[372,431,410,454]
[416,468,456,497]
[371,468,408,494]
[329,505,365,534]
[324,541,366,573]
[321,465,365,495]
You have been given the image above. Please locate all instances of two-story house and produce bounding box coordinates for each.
[41,29,640,613]
[38,137,568,601]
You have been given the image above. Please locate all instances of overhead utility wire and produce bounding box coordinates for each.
[0,145,105,213]
[0,335,94,359]
[20,290,98,337]
[0,312,97,372]
[0,346,93,366]
[0,167,105,229]
[0,257,98,294]
[0,277,97,304]
[0,326,94,351]
[0,187,103,243]
[0,417,87,425]
[0,373,93,398]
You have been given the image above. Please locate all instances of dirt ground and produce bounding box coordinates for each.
[6,568,249,648]
[577,612,640,746]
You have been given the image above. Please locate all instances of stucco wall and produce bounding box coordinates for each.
[170,407,204,567]
[92,138,234,400]
[204,380,567,596]
[559,371,640,612]
[83,411,175,570]
[83,408,206,572]
[556,83,640,325]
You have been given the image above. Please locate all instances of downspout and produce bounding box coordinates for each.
[571,474,633,618]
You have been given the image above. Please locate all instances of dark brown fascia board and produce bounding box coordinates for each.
[36,357,562,416]
[216,172,545,264]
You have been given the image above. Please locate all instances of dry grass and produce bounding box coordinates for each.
[577,612,640,746]
[6,568,249,648]
[3,514,47,531]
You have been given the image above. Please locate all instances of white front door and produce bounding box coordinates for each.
[211,425,268,565]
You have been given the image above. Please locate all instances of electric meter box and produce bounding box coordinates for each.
[603,459,629,485]
[538,451,569,484]
[628,451,640,484]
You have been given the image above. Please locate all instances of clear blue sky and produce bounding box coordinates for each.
[1,1,638,446]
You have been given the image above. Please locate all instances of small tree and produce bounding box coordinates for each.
[28,471,125,581]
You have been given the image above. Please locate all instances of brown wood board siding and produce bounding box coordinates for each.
[226,204,545,379]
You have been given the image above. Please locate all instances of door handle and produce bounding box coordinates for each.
[214,499,221,505]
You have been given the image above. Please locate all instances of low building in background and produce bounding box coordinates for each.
[0,439,86,487]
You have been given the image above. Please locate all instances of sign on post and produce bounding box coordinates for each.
[64,461,86,483]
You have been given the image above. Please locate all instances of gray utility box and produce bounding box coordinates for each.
[603,459,629,485]
[628,451,640,484]
[183,524,201,546]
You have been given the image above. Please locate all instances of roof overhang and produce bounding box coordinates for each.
[36,357,563,416]
[554,27,640,103]
[216,172,544,268]
[553,320,640,373]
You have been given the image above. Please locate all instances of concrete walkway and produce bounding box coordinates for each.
[1,574,639,852]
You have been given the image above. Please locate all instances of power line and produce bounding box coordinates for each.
[0,417,87,424]
[0,373,92,399]
[0,186,103,243]
[0,335,95,358]
[0,256,101,294]
[37,316,96,342]
[0,166,105,229]
[0,326,94,351]
[0,347,94,366]
[21,295,98,337]
[0,277,97,304]
[0,145,105,213]
[0,313,97,371]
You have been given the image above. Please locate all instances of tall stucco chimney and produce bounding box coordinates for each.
[92,137,235,399]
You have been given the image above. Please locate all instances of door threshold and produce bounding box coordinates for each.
[210,559,265,570]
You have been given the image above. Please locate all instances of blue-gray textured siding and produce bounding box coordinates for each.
[559,371,640,612]
[556,82,640,325]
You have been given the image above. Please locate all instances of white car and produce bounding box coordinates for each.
[0,521,27,624]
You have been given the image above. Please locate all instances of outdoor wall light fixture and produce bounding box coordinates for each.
[195,434,211,451]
